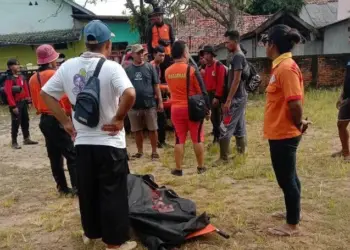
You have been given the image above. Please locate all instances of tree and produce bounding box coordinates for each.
[246,0,305,15]
[188,0,247,31]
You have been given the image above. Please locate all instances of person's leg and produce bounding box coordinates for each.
[21,101,38,144]
[96,147,133,248]
[128,110,144,157]
[39,115,69,193]
[76,145,102,240]
[216,99,245,163]
[145,108,159,158]
[57,119,77,190]
[234,103,247,154]
[189,119,206,172]
[157,111,166,147]
[268,136,301,233]
[337,120,350,157]
[171,107,187,176]
[9,106,21,148]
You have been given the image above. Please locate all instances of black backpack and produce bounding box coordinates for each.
[0,74,22,105]
[245,61,262,93]
[74,58,105,128]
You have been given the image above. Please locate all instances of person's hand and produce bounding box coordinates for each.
[27,104,32,110]
[62,119,76,140]
[223,99,231,114]
[102,116,124,136]
[158,102,164,112]
[299,118,312,134]
[336,98,344,110]
[205,110,211,121]
[12,108,19,115]
[212,98,220,108]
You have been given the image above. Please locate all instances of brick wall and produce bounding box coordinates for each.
[247,54,350,91]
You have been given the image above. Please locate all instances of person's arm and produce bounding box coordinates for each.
[102,63,136,134]
[282,68,310,133]
[151,64,163,111]
[169,24,175,46]
[28,76,39,112]
[214,63,226,99]
[147,25,154,60]
[40,66,74,136]
[4,79,16,109]
[22,77,31,101]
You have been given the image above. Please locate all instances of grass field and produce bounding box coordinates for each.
[1,89,350,249]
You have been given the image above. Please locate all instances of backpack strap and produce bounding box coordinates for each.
[186,64,191,100]
[36,72,42,88]
[93,58,106,78]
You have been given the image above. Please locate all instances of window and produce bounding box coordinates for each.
[53,43,68,50]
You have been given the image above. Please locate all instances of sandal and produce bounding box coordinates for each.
[268,225,301,237]
[197,167,207,174]
[132,152,143,159]
[151,152,160,160]
[171,169,183,176]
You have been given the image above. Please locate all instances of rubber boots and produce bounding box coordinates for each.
[235,136,247,154]
[212,138,231,167]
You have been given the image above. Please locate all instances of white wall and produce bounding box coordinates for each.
[0,0,75,35]
[324,20,350,54]
[338,0,350,21]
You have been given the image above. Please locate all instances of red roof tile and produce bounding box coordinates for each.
[173,9,269,53]
[305,0,337,4]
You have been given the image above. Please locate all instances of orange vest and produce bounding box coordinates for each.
[152,24,171,55]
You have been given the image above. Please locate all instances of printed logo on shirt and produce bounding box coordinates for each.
[269,75,276,85]
[134,72,143,81]
[72,68,93,95]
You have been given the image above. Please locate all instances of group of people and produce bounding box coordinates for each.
[4,8,350,247]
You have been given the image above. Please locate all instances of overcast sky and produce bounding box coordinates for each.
[75,0,137,15]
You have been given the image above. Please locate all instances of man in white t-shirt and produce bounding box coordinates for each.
[40,20,137,250]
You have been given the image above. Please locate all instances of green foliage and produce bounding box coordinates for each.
[246,0,305,15]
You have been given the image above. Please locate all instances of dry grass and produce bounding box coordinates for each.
[1,88,350,249]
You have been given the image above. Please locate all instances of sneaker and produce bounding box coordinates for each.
[171,169,183,176]
[23,138,38,145]
[11,142,21,149]
[106,241,137,250]
[197,167,207,174]
[82,233,93,245]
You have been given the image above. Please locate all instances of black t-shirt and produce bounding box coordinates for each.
[125,62,159,109]
[343,61,350,99]
[228,51,248,99]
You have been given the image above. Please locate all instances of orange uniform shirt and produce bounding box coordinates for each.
[29,69,71,115]
[264,53,304,140]
[165,62,201,108]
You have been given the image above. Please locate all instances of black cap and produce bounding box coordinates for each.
[149,7,165,17]
[7,58,19,68]
[202,45,217,57]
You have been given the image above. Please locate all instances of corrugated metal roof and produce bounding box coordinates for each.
[0,29,81,46]
[299,2,338,27]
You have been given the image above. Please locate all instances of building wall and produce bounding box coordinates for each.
[106,22,139,44]
[249,54,350,92]
[0,0,74,35]
[323,20,350,55]
[338,0,350,21]
[0,40,85,70]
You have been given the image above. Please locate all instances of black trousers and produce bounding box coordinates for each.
[159,54,173,83]
[157,111,166,144]
[76,145,130,245]
[208,91,222,140]
[39,114,77,192]
[9,100,30,142]
[269,136,302,225]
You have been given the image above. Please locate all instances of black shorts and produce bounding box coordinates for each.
[338,98,350,121]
